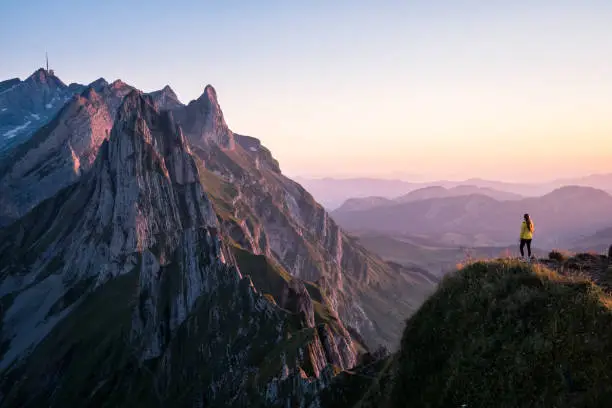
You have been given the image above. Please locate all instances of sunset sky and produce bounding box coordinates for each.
[2,0,612,182]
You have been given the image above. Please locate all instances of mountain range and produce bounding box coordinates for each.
[336,185,523,212]
[331,186,612,249]
[298,175,612,209]
[0,69,436,407]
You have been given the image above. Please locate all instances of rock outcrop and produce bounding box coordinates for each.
[172,84,235,149]
[148,85,184,111]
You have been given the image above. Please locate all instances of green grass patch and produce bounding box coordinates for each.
[256,327,316,385]
[391,259,612,408]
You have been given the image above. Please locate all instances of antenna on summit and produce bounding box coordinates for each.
[45,52,54,76]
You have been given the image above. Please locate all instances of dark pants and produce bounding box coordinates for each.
[520,239,532,257]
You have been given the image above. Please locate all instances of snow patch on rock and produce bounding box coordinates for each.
[3,121,32,139]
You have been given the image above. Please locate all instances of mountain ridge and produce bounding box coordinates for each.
[0,71,436,406]
[335,184,524,212]
[299,175,612,209]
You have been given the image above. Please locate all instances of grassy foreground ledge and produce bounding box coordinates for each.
[386,259,612,408]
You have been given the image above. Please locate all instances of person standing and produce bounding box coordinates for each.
[520,213,535,260]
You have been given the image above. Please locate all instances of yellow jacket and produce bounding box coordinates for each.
[520,220,534,239]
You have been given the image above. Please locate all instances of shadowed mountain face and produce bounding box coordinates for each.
[171,85,235,149]
[0,69,88,155]
[332,186,612,249]
[0,74,436,406]
[0,79,134,224]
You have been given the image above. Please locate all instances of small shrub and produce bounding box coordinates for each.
[548,249,569,263]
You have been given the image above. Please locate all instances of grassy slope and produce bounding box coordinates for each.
[389,259,612,408]
[231,245,358,341]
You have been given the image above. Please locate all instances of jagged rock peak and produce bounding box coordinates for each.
[201,84,218,102]
[102,88,212,229]
[112,90,194,177]
[148,84,183,111]
[109,79,130,91]
[117,89,155,115]
[79,85,102,101]
[161,84,178,98]
[174,83,235,149]
[25,68,66,87]
[88,77,109,90]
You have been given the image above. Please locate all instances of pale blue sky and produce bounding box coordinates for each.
[2,1,612,181]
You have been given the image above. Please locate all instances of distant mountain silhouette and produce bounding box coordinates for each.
[332,186,612,248]
[335,185,523,213]
[299,175,612,209]
[396,185,523,203]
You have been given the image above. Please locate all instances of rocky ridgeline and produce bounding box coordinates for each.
[0,71,437,407]
[0,90,368,407]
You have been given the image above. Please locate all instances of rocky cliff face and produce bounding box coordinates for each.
[148,85,184,111]
[0,74,436,406]
[0,79,134,224]
[172,85,235,149]
[0,69,84,154]
[191,133,437,348]
[0,91,363,407]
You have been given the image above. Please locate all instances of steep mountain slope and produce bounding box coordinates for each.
[0,92,362,407]
[0,79,134,225]
[0,69,85,154]
[332,187,612,248]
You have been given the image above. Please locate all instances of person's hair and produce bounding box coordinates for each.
[524,213,533,232]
